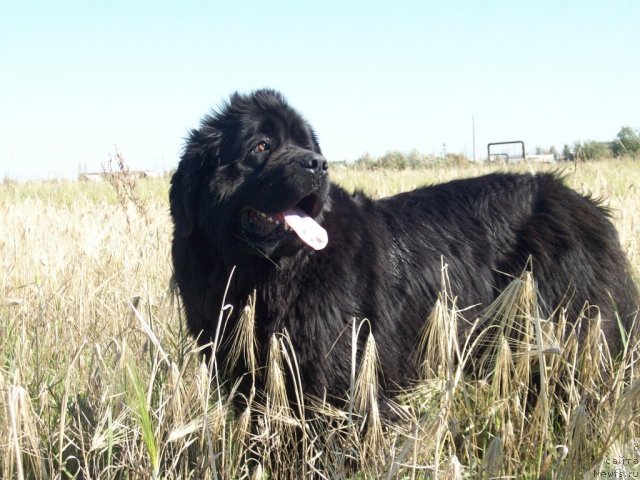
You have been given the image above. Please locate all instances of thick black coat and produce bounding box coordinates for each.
[170,89,638,407]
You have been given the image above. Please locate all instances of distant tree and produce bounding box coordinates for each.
[445,153,469,166]
[574,140,612,161]
[613,126,640,158]
[380,151,407,169]
[549,146,557,159]
[406,149,423,168]
[573,141,582,160]
[355,152,376,168]
[562,144,572,161]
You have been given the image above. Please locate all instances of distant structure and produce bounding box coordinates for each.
[487,141,525,163]
[526,153,556,163]
[487,141,556,164]
[78,173,104,182]
[78,170,163,182]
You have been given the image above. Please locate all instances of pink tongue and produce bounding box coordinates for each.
[283,207,328,250]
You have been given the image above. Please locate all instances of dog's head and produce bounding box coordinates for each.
[170,89,330,261]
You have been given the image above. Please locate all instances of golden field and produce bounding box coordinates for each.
[1,159,639,479]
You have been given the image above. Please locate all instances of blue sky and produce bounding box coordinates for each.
[1,1,639,179]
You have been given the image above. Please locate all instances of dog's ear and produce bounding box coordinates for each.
[169,158,196,237]
[170,125,223,237]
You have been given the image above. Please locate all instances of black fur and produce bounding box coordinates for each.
[170,89,638,408]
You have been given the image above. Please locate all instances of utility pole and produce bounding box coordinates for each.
[472,115,476,162]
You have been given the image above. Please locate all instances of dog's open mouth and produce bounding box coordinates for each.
[241,194,328,251]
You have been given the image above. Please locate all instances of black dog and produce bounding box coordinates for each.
[170,89,638,409]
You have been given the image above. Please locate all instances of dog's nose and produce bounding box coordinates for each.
[300,154,329,173]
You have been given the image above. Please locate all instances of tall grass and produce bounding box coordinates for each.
[1,159,639,478]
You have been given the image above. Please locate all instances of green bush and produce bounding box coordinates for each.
[355,150,469,169]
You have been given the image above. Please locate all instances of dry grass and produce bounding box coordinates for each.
[1,159,640,478]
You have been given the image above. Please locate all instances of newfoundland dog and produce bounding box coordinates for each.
[170,89,638,410]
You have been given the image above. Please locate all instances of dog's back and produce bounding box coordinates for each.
[377,172,638,353]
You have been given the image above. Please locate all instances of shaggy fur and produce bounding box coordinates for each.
[170,89,638,408]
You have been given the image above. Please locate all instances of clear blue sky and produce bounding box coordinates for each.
[2,1,639,179]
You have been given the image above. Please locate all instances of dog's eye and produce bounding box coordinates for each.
[254,141,270,153]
